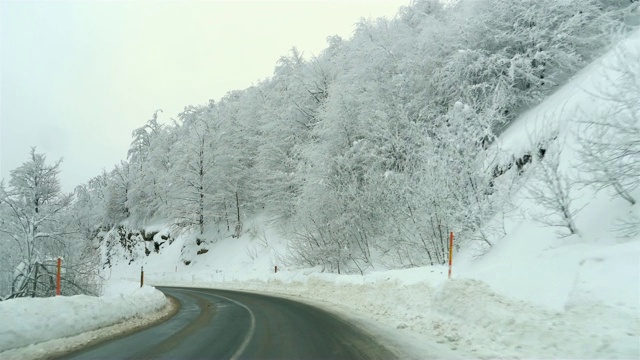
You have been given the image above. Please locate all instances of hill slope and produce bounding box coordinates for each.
[104,29,640,358]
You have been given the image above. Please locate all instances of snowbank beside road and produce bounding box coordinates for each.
[0,281,168,354]
[146,254,638,359]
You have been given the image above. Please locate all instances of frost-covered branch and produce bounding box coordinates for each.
[576,45,640,206]
[526,143,581,237]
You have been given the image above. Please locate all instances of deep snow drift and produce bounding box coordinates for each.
[1,28,639,360]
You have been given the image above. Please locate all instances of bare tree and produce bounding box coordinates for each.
[575,45,640,206]
[526,143,581,237]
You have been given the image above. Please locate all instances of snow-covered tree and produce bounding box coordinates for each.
[433,0,624,130]
[254,47,335,223]
[214,90,263,236]
[127,110,166,222]
[0,148,74,297]
[168,103,218,235]
[104,161,131,225]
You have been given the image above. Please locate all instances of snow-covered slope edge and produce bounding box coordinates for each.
[0,281,168,356]
[454,28,640,313]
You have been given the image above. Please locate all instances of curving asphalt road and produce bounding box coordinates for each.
[60,286,397,359]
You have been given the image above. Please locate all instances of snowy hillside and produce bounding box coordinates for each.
[1,11,639,360]
[115,29,639,358]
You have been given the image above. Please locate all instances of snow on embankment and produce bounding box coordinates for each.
[145,263,638,359]
[0,281,167,354]
[459,29,640,310]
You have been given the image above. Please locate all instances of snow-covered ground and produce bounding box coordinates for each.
[0,281,169,359]
[1,28,639,360]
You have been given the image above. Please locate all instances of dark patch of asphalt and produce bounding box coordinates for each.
[59,286,398,360]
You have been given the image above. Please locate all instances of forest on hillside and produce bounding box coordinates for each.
[1,0,638,297]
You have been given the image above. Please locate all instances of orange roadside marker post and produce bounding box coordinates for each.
[56,257,62,296]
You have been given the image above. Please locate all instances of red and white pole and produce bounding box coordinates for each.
[56,257,62,296]
[448,231,454,279]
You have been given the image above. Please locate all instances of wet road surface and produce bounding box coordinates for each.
[60,286,397,359]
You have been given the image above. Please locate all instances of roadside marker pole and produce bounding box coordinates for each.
[275,265,278,273]
[448,232,454,279]
[140,266,144,288]
[56,257,62,296]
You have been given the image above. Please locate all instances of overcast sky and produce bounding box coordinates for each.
[1,0,407,191]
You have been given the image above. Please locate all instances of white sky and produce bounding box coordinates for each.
[1,0,408,191]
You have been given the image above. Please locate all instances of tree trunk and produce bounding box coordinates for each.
[235,191,240,223]
[223,201,230,231]
[199,139,205,235]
